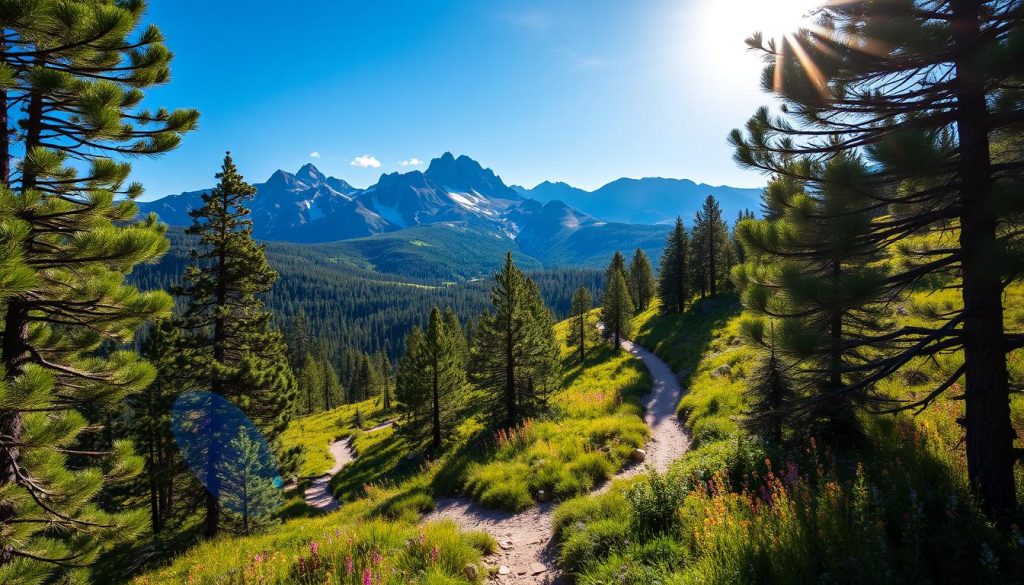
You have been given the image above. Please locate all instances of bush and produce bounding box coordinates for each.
[625,470,688,537]
[559,518,631,575]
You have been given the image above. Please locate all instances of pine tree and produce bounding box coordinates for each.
[444,307,469,366]
[298,353,323,415]
[732,209,756,266]
[567,286,594,364]
[218,430,283,535]
[602,268,635,350]
[741,327,798,443]
[349,354,376,403]
[132,322,201,535]
[471,253,559,427]
[396,308,466,450]
[177,154,296,538]
[730,1,1024,519]
[286,310,312,372]
[376,351,393,411]
[691,196,730,297]
[627,248,656,311]
[0,2,197,579]
[657,217,691,313]
[734,155,886,440]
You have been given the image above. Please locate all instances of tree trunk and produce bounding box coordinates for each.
[709,233,717,297]
[431,359,441,450]
[205,197,230,538]
[953,0,1016,522]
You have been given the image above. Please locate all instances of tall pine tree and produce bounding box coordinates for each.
[567,286,594,364]
[657,217,691,313]
[0,2,197,580]
[628,248,656,311]
[396,308,466,450]
[730,1,1024,519]
[177,154,296,538]
[471,253,558,427]
[691,195,730,297]
[601,256,635,350]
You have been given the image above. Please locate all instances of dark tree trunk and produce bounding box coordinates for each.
[709,233,717,297]
[953,0,1016,521]
[205,197,230,538]
[431,360,441,450]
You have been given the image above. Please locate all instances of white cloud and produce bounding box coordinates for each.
[350,155,382,169]
[400,158,423,167]
[309,151,321,159]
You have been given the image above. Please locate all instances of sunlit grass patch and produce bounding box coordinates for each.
[442,317,652,511]
[132,504,493,585]
[281,399,392,478]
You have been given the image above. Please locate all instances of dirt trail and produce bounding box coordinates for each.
[303,420,395,512]
[423,338,690,584]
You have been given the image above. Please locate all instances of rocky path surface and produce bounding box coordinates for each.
[303,420,395,512]
[423,338,690,584]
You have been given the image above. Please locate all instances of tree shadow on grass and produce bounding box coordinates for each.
[633,295,743,387]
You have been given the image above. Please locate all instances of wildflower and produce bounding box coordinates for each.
[363,567,373,585]
[310,540,319,556]
[371,549,382,566]
[345,555,354,575]
[418,532,426,545]
[784,461,799,486]
[431,544,440,563]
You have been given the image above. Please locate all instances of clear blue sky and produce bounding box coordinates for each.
[132,0,790,199]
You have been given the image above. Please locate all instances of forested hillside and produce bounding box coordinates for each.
[129,228,604,359]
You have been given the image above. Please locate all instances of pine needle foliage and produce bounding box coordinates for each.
[0,1,197,580]
[657,217,691,313]
[176,154,296,538]
[470,253,559,428]
[729,0,1024,519]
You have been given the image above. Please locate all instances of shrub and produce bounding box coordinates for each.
[625,470,688,537]
[559,518,631,575]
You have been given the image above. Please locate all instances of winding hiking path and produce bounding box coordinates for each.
[423,338,690,584]
[303,420,395,512]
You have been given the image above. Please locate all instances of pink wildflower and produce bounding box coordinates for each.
[362,567,372,585]
[371,549,382,566]
[310,540,319,556]
[431,544,440,563]
[345,555,354,575]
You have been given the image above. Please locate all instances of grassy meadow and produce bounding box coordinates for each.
[551,292,1024,584]
[280,399,392,478]
[437,317,652,511]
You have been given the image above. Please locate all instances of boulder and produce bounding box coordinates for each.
[713,364,733,379]
[464,564,479,581]
[530,562,548,575]
[630,448,647,463]
[498,566,511,575]
[536,489,550,503]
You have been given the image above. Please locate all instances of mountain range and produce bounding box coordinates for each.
[138,153,761,277]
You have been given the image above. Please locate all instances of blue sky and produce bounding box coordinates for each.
[132,0,788,199]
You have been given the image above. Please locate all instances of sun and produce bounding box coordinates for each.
[706,0,822,46]
[745,0,822,42]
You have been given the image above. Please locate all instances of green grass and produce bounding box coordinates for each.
[132,497,495,585]
[552,290,1024,584]
[280,400,392,478]
[442,317,652,512]
[329,425,422,504]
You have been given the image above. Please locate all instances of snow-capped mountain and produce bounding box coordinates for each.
[139,153,537,242]
[137,153,761,268]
